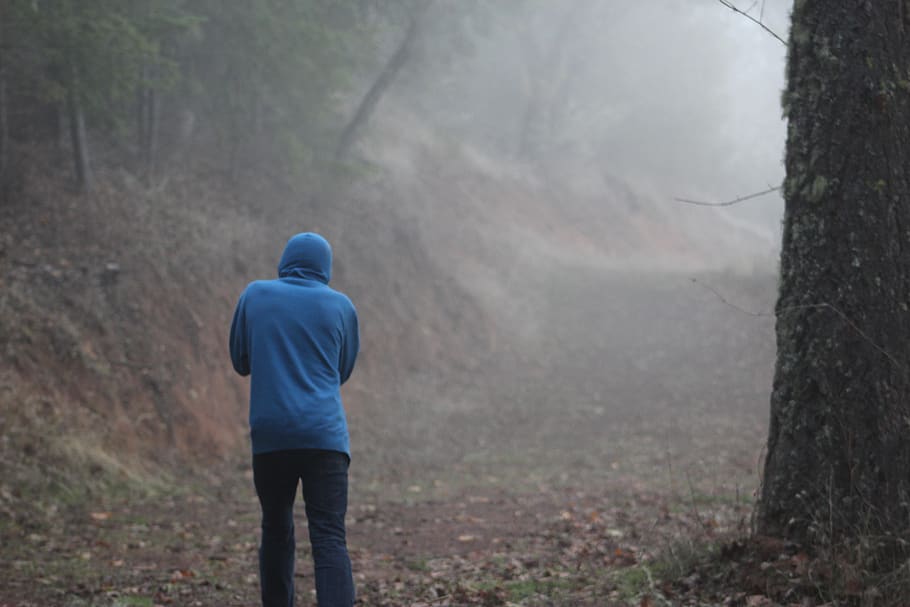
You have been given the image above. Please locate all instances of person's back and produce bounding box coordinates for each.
[230,232,359,607]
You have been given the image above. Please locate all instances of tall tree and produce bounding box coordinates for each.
[514,1,592,161]
[189,0,362,180]
[334,0,501,162]
[757,1,910,547]
[335,2,428,161]
[25,0,158,191]
[130,0,195,181]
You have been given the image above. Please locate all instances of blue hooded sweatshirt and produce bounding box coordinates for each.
[229,233,359,457]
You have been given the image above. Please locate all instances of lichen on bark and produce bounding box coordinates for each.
[757,0,910,551]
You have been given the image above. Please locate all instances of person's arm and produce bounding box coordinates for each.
[339,303,359,384]
[229,291,251,376]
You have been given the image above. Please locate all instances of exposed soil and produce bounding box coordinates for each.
[0,265,777,606]
[1,138,785,605]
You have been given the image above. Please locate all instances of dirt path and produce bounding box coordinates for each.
[0,458,755,607]
[0,271,776,606]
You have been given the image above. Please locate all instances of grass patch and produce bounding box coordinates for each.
[406,557,431,572]
[503,578,577,601]
[657,537,720,579]
[111,597,155,607]
[610,539,720,601]
[611,565,655,599]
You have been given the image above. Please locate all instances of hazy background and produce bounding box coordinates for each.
[0,1,797,603]
[385,0,791,243]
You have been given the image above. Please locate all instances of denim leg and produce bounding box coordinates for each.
[300,451,354,607]
[253,452,299,607]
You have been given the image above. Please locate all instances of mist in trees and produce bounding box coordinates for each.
[10,0,910,598]
[1,0,789,233]
[0,0,370,190]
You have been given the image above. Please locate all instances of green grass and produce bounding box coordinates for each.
[503,578,577,601]
[111,597,154,607]
[609,539,721,601]
[406,557,431,572]
[611,565,655,599]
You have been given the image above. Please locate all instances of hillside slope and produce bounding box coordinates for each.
[0,124,775,515]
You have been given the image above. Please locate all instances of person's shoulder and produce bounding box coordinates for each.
[242,279,280,298]
[324,285,356,311]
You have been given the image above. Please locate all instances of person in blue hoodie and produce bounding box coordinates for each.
[230,232,359,607]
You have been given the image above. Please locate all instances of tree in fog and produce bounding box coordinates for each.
[757,1,910,547]
[335,0,497,161]
[0,1,368,190]
[513,1,596,161]
[335,1,429,160]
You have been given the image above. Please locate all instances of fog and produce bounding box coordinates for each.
[1,2,796,603]
[391,0,790,243]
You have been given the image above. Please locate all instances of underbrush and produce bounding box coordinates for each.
[630,532,910,607]
[0,393,175,531]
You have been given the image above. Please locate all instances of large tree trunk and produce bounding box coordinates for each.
[757,1,910,547]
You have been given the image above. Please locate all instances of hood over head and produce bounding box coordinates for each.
[278,232,332,283]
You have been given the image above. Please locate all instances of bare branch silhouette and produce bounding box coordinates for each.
[690,278,908,375]
[675,185,781,207]
[717,0,787,46]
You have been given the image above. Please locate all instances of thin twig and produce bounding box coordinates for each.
[674,185,781,208]
[684,470,707,532]
[717,0,787,46]
[690,278,908,374]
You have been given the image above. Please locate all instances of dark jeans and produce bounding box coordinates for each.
[252,449,354,607]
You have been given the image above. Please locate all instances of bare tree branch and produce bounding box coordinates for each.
[717,0,787,46]
[690,278,908,375]
[674,185,781,207]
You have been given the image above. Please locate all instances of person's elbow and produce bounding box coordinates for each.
[339,355,357,385]
[231,352,251,377]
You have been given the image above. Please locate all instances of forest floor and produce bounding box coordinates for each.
[0,269,797,607]
[0,423,760,607]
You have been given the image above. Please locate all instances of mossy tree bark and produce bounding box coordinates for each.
[757,0,910,545]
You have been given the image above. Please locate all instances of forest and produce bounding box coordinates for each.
[2,1,909,606]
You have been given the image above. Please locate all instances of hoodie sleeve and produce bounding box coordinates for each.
[229,290,251,377]
[339,303,359,385]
